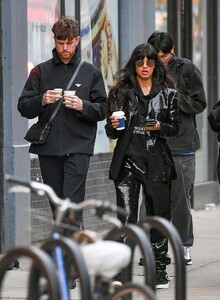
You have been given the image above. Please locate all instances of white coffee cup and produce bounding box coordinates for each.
[112,111,125,130]
[64,90,76,96]
[54,88,63,101]
[64,90,76,108]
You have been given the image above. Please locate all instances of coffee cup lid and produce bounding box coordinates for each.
[112,111,125,117]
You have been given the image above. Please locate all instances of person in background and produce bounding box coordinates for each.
[148,31,207,265]
[105,43,179,289]
[18,17,107,222]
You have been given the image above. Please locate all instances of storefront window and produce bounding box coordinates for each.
[64,0,76,17]
[27,0,119,154]
[80,0,119,153]
[27,0,59,73]
[155,0,167,31]
[27,0,60,154]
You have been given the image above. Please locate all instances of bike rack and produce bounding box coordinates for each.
[104,224,156,291]
[40,235,92,300]
[0,246,61,300]
[138,217,186,300]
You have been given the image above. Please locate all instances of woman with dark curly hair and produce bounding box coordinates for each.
[105,43,179,289]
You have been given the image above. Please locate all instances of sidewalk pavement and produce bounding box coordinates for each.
[1,205,220,299]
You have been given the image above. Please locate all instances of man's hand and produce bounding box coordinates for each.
[42,90,62,105]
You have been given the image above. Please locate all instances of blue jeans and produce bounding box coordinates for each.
[170,155,195,247]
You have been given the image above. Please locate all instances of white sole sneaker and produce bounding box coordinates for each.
[156,282,169,289]
[183,246,192,265]
[185,259,192,265]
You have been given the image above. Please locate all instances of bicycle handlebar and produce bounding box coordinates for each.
[5,174,129,218]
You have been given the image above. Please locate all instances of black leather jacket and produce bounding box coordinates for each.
[105,84,179,181]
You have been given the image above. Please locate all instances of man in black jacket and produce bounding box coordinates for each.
[147,31,207,265]
[18,17,107,221]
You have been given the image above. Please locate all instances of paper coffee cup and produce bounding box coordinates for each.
[112,111,125,130]
[64,100,73,108]
[64,90,76,96]
[54,88,63,101]
[64,91,76,108]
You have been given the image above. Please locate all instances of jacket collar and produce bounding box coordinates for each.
[134,78,163,99]
[52,47,79,65]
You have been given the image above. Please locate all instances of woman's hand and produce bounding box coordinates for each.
[109,115,126,129]
[109,115,120,129]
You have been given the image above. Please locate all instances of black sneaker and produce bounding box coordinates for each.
[139,255,171,266]
[7,259,19,270]
[138,257,144,266]
[155,270,169,289]
[68,279,77,289]
[165,253,171,265]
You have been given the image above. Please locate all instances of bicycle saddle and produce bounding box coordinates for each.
[81,240,131,280]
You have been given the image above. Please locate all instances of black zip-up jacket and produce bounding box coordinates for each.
[168,54,207,154]
[18,49,107,156]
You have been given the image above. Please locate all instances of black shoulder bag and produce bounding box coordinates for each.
[24,60,84,144]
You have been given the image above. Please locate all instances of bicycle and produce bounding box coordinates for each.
[5,174,157,300]
[6,175,92,300]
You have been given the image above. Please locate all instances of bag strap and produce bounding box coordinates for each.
[66,59,84,90]
[48,59,84,125]
[176,57,192,87]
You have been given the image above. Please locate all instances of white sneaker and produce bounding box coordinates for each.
[183,246,192,265]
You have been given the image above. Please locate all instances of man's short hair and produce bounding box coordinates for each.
[52,17,79,40]
[147,31,174,54]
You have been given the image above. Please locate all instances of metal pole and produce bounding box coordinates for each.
[0,0,3,252]
[75,0,81,58]
[181,0,192,59]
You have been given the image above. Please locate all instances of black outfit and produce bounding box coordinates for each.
[105,81,179,272]
[18,48,107,217]
[167,54,207,247]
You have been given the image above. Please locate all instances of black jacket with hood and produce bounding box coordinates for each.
[167,54,207,154]
[18,48,107,156]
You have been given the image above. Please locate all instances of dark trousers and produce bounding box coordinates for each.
[39,154,90,219]
[115,155,171,271]
[171,155,195,247]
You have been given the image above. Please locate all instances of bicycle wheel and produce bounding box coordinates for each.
[111,282,156,300]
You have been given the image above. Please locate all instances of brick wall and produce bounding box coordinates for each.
[30,153,116,243]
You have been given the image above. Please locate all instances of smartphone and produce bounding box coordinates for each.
[140,119,157,126]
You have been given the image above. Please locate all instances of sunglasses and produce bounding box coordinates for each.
[135,59,155,67]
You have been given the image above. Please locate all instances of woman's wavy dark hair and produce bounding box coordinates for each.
[108,43,174,111]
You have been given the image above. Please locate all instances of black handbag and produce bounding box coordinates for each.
[24,120,52,144]
[24,60,84,144]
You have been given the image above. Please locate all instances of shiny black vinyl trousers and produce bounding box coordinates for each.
[114,151,172,270]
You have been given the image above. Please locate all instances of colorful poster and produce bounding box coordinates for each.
[81,0,118,92]
[80,0,119,153]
